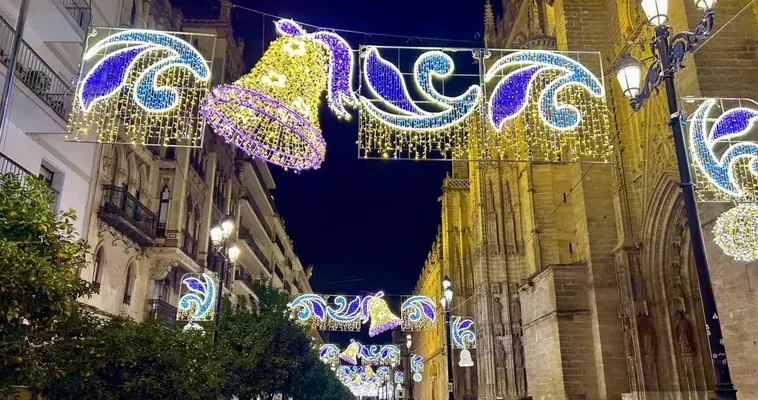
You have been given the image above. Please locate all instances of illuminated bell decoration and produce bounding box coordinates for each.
[339,340,361,365]
[459,349,474,367]
[713,203,758,262]
[362,292,402,337]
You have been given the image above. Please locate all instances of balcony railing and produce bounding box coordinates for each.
[274,236,286,256]
[59,0,92,31]
[242,192,273,238]
[1,151,59,206]
[0,15,72,120]
[148,299,176,328]
[235,267,255,292]
[98,184,158,246]
[239,228,271,274]
[182,234,198,260]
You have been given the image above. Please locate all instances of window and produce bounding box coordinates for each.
[157,186,170,236]
[123,263,134,305]
[39,165,54,187]
[92,247,104,293]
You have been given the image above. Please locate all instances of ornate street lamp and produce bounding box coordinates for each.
[209,216,238,345]
[613,0,734,398]
[442,276,454,400]
[405,334,413,400]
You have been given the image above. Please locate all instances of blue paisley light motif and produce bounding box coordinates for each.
[289,294,328,324]
[376,366,392,382]
[485,50,604,131]
[379,345,400,366]
[319,344,340,366]
[689,99,758,197]
[401,295,437,330]
[451,317,476,349]
[394,371,404,384]
[411,354,424,382]
[359,344,382,364]
[361,47,482,131]
[177,273,216,321]
[78,29,209,112]
[326,295,362,324]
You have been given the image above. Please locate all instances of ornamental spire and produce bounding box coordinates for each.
[484,0,496,46]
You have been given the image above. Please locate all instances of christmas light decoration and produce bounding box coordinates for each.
[289,294,362,331]
[459,349,474,367]
[401,295,437,331]
[201,19,357,171]
[394,371,404,384]
[340,340,361,365]
[67,28,213,147]
[687,98,758,201]
[177,273,216,321]
[319,344,340,367]
[411,354,424,382]
[360,344,400,366]
[357,47,611,162]
[362,291,402,337]
[713,203,758,262]
[451,316,476,349]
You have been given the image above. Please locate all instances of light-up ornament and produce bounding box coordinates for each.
[67,28,213,147]
[177,273,216,321]
[289,294,327,328]
[201,19,357,171]
[325,295,362,331]
[411,354,424,382]
[288,294,362,331]
[319,344,341,367]
[713,204,758,262]
[361,291,402,337]
[451,317,476,349]
[394,371,403,384]
[340,340,361,365]
[401,295,437,331]
[459,349,474,367]
[359,344,400,366]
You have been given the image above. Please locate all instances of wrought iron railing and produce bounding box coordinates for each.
[148,299,176,328]
[239,228,271,273]
[99,184,158,240]
[1,152,59,206]
[0,14,73,120]
[235,267,255,292]
[58,0,91,32]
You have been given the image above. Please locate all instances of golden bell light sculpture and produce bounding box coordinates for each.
[361,291,402,337]
[201,19,357,171]
[339,340,361,365]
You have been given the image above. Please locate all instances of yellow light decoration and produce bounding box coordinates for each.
[339,340,361,365]
[713,203,758,262]
[201,34,329,171]
[66,27,214,147]
[364,292,402,337]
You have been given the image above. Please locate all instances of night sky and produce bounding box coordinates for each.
[187,0,485,344]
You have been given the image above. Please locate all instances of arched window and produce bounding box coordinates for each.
[123,262,134,305]
[157,186,170,236]
[92,247,104,293]
[129,1,137,26]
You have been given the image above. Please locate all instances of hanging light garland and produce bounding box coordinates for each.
[713,203,758,262]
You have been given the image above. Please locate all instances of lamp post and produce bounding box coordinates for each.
[405,334,413,400]
[442,276,454,400]
[614,1,735,398]
[209,216,239,345]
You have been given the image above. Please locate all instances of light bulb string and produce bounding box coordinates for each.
[232,4,483,44]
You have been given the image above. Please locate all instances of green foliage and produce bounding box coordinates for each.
[0,174,93,389]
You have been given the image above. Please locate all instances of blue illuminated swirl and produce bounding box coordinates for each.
[78,30,209,112]
[401,295,436,328]
[380,345,400,365]
[319,344,340,365]
[451,317,476,349]
[327,295,362,323]
[485,50,604,131]
[376,366,391,382]
[289,294,327,323]
[689,99,758,197]
[360,47,482,131]
[394,371,404,384]
[359,344,382,364]
[178,273,215,320]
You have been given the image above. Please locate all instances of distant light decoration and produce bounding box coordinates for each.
[319,344,340,367]
[451,316,476,349]
[459,349,474,367]
[362,291,402,337]
[401,295,437,331]
[339,340,361,365]
[177,273,216,321]
[67,27,213,147]
[201,19,356,171]
[394,371,404,384]
[376,366,392,382]
[411,354,424,382]
[357,46,611,163]
[713,204,758,262]
[359,344,400,366]
[289,294,361,331]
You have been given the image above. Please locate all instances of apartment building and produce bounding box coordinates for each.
[0,0,312,326]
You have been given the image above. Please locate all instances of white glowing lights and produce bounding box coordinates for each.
[713,204,758,262]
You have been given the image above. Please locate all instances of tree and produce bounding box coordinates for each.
[22,310,224,400]
[0,174,93,389]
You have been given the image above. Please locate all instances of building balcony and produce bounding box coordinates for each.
[98,184,158,247]
[5,0,90,42]
[240,192,273,240]
[235,267,255,292]
[148,299,176,328]
[238,228,272,279]
[0,14,73,133]
[1,151,59,205]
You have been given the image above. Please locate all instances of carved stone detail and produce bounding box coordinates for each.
[149,259,177,280]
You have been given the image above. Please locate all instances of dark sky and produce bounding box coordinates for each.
[210,0,484,345]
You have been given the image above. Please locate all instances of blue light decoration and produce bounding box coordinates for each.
[326,295,362,330]
[411,354,424,382]
[360,344,401,366]
[394,371,404,385]
[67,28,213,147]
[288,294,362,331]
[319,344,341,367]
[451,316,476,349]
[401,295,437,331]
[376,366,392,382]
[289,294,327,328]
[177,273,216,322]
[485,50,604,131]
